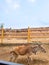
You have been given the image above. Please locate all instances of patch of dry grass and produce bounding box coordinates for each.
[0,44,49,65]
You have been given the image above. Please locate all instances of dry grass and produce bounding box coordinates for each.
[0,44,49,65]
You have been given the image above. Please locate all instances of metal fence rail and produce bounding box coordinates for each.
[0,26,49,44]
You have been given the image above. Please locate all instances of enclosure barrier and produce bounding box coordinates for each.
[1,27,31,44]
[0,26,49,44]
[1,25,4,44]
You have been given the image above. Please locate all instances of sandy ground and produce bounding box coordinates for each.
[0,38,49,43]
[0,44,49,65]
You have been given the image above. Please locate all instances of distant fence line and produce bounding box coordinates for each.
[0,27,31,43]
[0,27,49,44]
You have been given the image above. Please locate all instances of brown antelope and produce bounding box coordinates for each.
[9,44,46,65]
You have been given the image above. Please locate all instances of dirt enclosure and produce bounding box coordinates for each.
[0,44,49,65]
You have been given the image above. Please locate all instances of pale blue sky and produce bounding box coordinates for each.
[0,0,49,28]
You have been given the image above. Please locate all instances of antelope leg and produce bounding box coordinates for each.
[27,56,31,65]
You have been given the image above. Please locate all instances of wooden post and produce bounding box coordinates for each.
[1,25,4,44]
[27,26,30,43]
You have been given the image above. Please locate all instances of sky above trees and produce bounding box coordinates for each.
[0,0,49,28]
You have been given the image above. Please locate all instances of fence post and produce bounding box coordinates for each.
[27,26,30,43]
[1,25,4,44]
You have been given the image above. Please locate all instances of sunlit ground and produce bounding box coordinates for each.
[0,44,49,65]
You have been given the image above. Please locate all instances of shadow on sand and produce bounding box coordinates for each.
[16,58,49,65]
